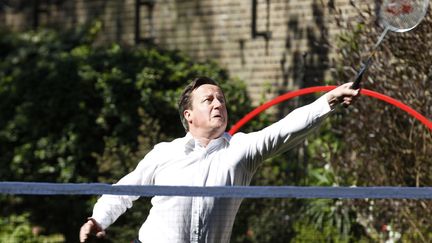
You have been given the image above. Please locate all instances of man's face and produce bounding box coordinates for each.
[184,84,228,138]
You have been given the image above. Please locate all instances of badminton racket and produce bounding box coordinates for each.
[351,0,430,89]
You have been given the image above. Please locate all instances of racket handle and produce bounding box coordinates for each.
[351,57,372,90]
[351,67,365,89]
[344,59,371,108]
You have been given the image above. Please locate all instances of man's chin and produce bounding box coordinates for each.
[211,124,227,135]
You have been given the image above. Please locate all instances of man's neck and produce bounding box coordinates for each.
[195,137,212,148]
[189,130,223,148]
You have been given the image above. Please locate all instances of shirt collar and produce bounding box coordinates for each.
[184,132,231,154]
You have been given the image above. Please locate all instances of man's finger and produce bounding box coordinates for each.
[79,226,89,242]
[79,223,90,242]
[343,97,352,102]
[96,231,106,238]
[79,220,96,242]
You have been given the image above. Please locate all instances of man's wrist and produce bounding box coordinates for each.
[87,217,103,231]
[325,92,338,109]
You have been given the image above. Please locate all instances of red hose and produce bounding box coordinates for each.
[228,86,432,134]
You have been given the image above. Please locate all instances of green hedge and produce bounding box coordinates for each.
[0,23,254,242]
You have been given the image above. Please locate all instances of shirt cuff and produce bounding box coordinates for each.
[91,209,110,230]
[316,94,333,116]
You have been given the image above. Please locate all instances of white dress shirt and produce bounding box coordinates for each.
[91,95,332,242]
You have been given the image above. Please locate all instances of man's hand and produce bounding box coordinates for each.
[79,218,106,242]
[326,82,360,109]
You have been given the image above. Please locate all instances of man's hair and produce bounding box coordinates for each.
[178,76,222,131]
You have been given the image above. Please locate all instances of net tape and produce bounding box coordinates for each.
[1,182,431,199]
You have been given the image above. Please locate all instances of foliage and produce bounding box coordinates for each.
[0,213,64,243]
[329,2,432,241]
[234,2,432,240]
[280,121,367,242]
[0,23,254,242]
[231,103,363,242]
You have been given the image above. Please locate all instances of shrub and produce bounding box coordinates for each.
[329,2,432,241]
[0,23,253,242]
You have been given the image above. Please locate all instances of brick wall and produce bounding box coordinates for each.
[0,0,359,102]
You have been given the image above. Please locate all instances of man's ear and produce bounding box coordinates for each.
[184,109,192,123]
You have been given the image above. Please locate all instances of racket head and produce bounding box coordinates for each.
[380,0,429,32]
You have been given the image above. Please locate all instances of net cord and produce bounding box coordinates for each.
[0,182,431,199]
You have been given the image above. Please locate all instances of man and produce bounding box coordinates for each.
[80,76,359,242]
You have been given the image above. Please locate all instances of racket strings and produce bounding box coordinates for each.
[381,0,429,31]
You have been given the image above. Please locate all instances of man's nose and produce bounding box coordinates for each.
[212,98,223,108]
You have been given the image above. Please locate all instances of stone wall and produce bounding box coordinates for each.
[0,0,359,102]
